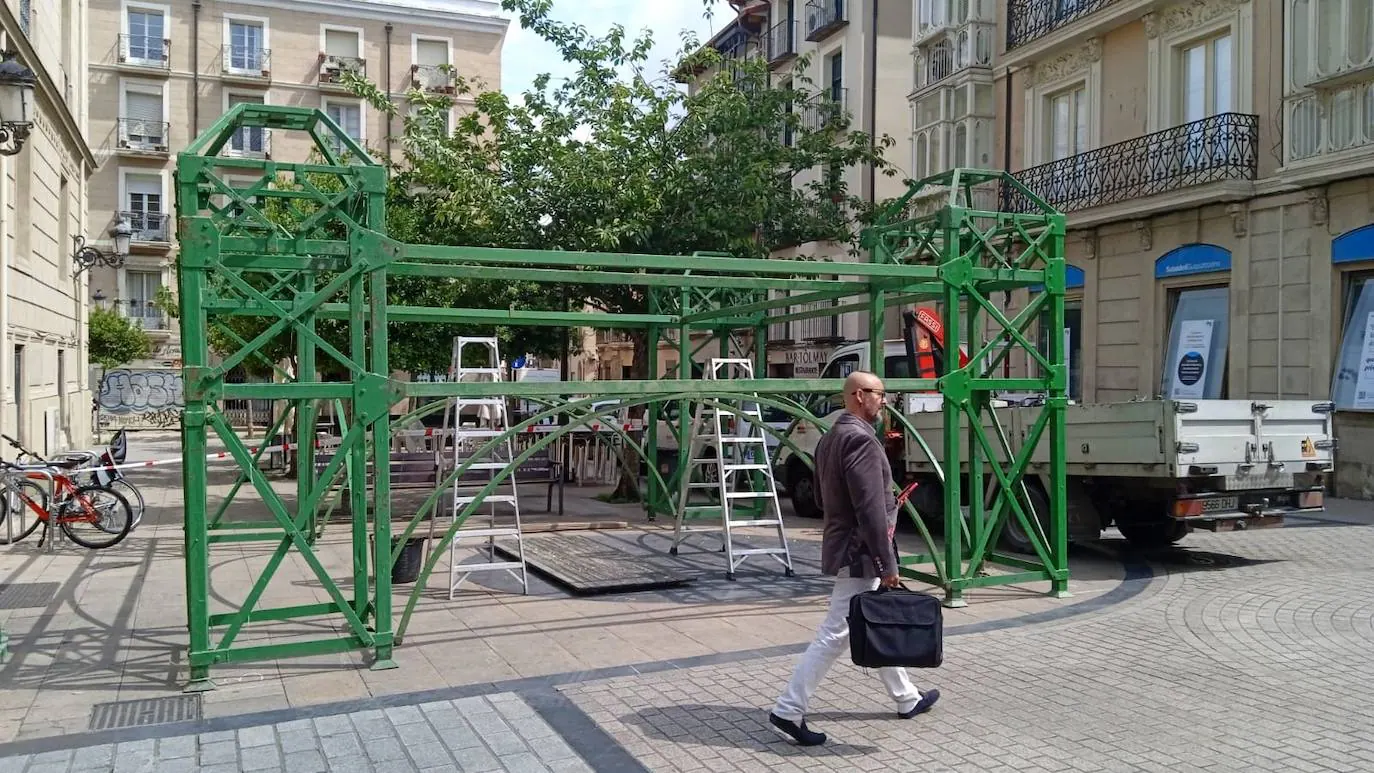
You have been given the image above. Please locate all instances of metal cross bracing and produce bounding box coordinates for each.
[176,104,1068,688]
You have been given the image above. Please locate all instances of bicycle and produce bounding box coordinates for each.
[1,432,145,529]
[0,459,133,549]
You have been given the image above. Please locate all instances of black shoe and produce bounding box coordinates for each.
[898,688,940,719]
[769,713,827,746]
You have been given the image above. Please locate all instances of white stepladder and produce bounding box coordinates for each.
[670,358,794,581]
[438,336,529,597]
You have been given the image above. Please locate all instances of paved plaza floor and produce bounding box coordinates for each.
[0,432,1370,771]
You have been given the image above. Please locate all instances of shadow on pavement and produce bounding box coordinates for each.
[619,703,879,757]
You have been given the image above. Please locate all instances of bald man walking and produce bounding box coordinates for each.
[769,371,939,746]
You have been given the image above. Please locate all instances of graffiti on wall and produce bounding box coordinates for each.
[97,369,185,429]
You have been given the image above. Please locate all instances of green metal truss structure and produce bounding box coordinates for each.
[175,104,1068,688]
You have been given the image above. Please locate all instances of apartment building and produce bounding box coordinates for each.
[84,0,507,382]
[590,0,915,383]
[996,0,1374,496]
[1,1,97,456]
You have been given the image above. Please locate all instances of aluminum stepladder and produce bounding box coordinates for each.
[670,358,794,581]
[438,336,529,597]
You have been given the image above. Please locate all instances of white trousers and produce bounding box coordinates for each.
[772,575,923,722]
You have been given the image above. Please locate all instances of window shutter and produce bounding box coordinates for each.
[417,39,447,66]
[325,29,360,57]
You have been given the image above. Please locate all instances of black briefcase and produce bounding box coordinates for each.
[847,585,943,669]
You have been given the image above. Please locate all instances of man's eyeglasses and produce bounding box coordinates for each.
[852,388,886,397]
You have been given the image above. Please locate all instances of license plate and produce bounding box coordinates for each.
[1223,471,1294,490]
[1200,496,1239,513]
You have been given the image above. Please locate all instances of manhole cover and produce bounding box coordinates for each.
[89,695,202,731]
[0,582,58,609]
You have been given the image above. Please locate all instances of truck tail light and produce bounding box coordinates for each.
[1173,499,1204,518]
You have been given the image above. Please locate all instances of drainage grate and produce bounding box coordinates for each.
[0,582,58,609]
[89,695,202,731]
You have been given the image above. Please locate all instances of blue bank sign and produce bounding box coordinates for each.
[1155,244,1232,279]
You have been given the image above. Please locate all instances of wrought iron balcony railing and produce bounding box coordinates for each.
[117,118,169,152]
[411,63,455,94]
[222,45,271,77]
[801,89,850,131]
[1005,112,1258,213]
[120,211,171,243]
[227,126,272,158]
[1006,0,1120,51]
[767,18,798,65]
[804,0,847,42]
[119,301,170,331]
[117,33,170,68]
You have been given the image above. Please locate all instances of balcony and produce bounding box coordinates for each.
[1006,0,1120,51]
[915,23,994,92]
[411,63,455,94]
[1285,80,1374,171]
[116,118,169,153]
[804,0,847,42]
[767,18,798,67]
[119,301,170,331]
[117,34,170,71]
[222,45,271,82]
[121,211,171,245]
[801,89,850,131]
[318,54,366,88]
[1006,112,1258,214]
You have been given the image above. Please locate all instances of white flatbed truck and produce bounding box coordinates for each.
[775,339,1335,551]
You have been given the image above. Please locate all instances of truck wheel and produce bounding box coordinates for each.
[999,483,1051,556]
[1118,520,1188,549]
[789,465,823,519]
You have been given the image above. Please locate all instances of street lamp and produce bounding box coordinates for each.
[0,52,35,156]
[72,218,133,275]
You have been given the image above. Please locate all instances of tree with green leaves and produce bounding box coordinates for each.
[342,0,897,499]
[89,306,154,415]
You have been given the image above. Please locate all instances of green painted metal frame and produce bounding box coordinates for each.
[176,106,1068,686]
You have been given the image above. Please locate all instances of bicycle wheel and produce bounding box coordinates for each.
[101,479,145,530]
[0,479,48,544]
[59,485,132,549]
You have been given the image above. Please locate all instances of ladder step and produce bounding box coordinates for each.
[457,368,503,376]
[455,398,507,406]
[732,548,790,556]
[453,527,523,538]
[453,495,518,505]
[722,464,769,471]
[453,430,507,438]
[451,561,525,572]
[727,519,785,527]
[724,491,773,500]
[464,462,512,470]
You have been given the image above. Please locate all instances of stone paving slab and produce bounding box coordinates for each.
[0,432,1126,747]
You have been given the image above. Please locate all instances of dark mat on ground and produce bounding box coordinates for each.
[493,532,695,595]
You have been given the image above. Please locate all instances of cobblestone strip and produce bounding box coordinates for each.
[0,693,594,773]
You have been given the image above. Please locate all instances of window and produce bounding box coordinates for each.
[1291,0,1374,86]
[123,86,165,148]
[1332,273,1374,409]
[228,19,266,72]
[416,38,447,65]
[1037,302,1083,400]
[126,271,163,327]
[810,352,859,416]
[325,101,363,153]
[19,0,30,37]
[126,8,165,63]
[1179,33,1232,123]
[1161,286,1230,399]
[125,173,164,240]
[828,51,843,103]
[1048,85,1087,161]
[228,94,266,155]
[325,28,361,58]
